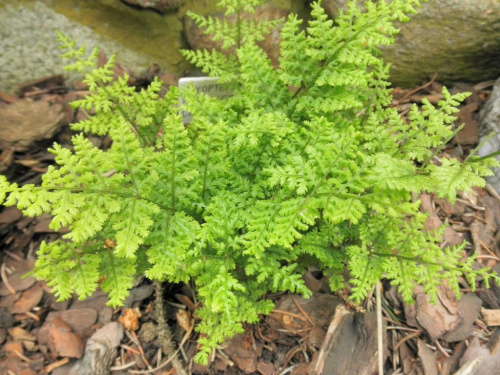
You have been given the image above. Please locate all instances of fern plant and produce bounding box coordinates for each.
[0,0,498,364]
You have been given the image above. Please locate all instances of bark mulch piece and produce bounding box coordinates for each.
[47,316,85,359]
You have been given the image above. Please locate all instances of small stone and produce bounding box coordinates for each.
[0,308,14,329]
[124,283,154,308]
[48,317,84,358]
[68,322,124,375]
[98,307,113,325]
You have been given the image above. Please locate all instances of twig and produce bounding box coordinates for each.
[486,184,500,203]
[110,361,137,371]
[14,350,31,363]
[476,254,500,262]
[25,311,40,322]
[479,240,499,260]
[121,343,140,356]
[293,299,315,326]
[456,198,485,211]
[473,80,497,92]
[395,73,438,104]
[434,339,450,358]
[44,357,69,373]
[0,263,16,294]
[387,326,420,332]
[128,322,194,374]
[376,280,384,375]
[312,304,349,374]
[156,348,162,366]
[394,330,421,351]
[216,349,235,367]
[471,215,487,224]
[131,330,153,371]
[278,364,298,375]
[271,309,307,321]
[3,251,24,262]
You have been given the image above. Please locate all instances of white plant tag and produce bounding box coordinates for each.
[179,77,233,124]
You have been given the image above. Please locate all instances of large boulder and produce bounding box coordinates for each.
[478,77,500,193]
[322,0,500,87]
[121,0,182,13]
[0,0,188,92]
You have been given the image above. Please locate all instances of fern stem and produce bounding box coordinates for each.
[170,133,178,210]
[154,280,187,375]
[470,149,500,162]
[107,251,120,293]
[116,104,152,147]
[200,135,213,203]
[7,185,173,213]
[370,252,462,273]
[237,1,241,49]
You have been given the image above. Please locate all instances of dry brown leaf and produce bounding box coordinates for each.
[118,308,141,331]
[176,309,192,332]
[282,314,293,326]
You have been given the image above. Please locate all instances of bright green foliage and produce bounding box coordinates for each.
[2,0,499,365]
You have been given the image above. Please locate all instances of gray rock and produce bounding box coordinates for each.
[124,283,154,308]
[0,1,187,93]
[122,0,181,13]
[478,77,500,193]
[322,0,500,87]
[69,322,124,375]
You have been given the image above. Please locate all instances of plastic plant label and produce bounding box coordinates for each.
[179,77,233,124]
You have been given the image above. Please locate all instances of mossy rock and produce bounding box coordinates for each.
[322,0,500,87]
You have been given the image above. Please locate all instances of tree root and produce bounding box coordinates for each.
[154,280,187,375]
